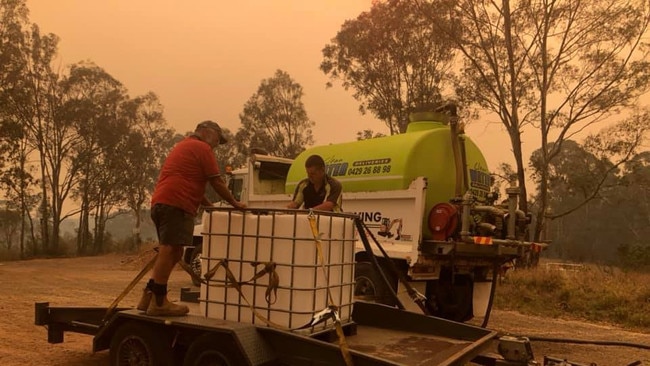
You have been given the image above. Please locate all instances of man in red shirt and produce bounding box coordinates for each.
[138,120,246,316]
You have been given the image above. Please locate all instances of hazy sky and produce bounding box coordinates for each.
[25,0,513,167]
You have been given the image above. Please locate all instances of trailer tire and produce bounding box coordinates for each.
[183,333,237,366]
[354,261,397,306]
[109,321,174,366]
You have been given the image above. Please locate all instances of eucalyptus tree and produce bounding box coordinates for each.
[321,0,458,135]
[356,129,386,141]
[530,140,615,259]
[617,151,650,267]
[59,61,129,254]
[529,109,650,261]
[213,128,242,169]
[0,120,38,257]
[237,69,314,159]
[0,0,61,254]
[440,0,650,243]
[119,92,174,249]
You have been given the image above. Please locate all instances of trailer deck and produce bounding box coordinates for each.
[35,300,497,366]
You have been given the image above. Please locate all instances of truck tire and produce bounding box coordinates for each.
[183,333,239,366]
[109,321,174,366]
[426,271,474,322]
[354,261,398,306]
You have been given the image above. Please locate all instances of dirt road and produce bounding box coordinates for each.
[0,254,648,366]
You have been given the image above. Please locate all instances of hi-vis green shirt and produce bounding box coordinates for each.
[291,175,342,212]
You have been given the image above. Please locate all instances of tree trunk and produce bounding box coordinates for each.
[534,164,549,244]
[49,168,63,254]
[510,133,528,212]
[19,169,27,259]
[94,203,107,254]
[132,207,142,250]
[77,199,90,255]
[38,160,48,255]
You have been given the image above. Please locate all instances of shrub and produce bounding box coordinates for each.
[494,261,650,332]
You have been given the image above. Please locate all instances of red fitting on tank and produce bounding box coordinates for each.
[428,203,459,241]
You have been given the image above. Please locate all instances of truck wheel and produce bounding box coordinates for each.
[354,262,397,306]
[426,273,473,322]
[110,321,174,366]
[190,245,202,287]
[183,333,237,366]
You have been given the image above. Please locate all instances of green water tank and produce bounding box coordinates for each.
[286,113,492,239]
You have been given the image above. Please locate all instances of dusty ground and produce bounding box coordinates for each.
[0,254,648,366]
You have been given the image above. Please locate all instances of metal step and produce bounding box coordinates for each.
[180,287,200,303]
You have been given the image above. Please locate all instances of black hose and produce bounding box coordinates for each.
[354,218,405,310]
[524,335,650,350]
[480,261,499,328]
[356,219,433,315]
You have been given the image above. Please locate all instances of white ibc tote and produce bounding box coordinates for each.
[198,208,356,334]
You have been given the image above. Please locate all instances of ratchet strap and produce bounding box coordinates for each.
[307,211,354,366]
[102,249,158,323]
[203,258,338,332]
[178,259,205,286]
[204,260,280,304]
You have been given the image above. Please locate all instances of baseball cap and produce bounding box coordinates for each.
[196,120,228,145]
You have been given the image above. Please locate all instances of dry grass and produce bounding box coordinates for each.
[494,261,650,332]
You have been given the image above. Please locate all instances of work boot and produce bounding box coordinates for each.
[146,296,189,317]
[136,288,152,311]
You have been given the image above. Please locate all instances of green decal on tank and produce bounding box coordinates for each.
[469,164,491,200]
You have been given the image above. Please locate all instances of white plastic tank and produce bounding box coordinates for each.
[199,208,356,334]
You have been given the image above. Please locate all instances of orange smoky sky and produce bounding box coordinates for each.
[26,0,513,168]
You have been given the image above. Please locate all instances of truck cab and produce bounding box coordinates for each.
[227,154,294,208]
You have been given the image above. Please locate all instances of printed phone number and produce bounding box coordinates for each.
[346,165,392,176]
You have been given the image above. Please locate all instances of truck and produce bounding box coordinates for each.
[188,106,543,323]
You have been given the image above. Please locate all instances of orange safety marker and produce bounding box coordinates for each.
[473,236,493,245]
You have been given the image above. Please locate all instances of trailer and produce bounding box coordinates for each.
[34,208,546,366]
[35,300,518,366]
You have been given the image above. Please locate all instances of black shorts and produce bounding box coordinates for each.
[151,203,194,246]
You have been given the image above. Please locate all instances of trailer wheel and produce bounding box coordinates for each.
[183,333,237,366]
[110,322,174,366]
[354,262,397,306]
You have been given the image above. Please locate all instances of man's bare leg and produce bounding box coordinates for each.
[152,244,183,284]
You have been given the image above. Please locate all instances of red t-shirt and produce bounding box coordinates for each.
[151,136,220,215]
